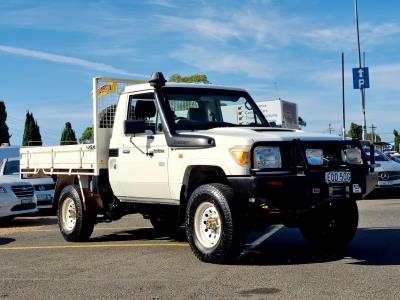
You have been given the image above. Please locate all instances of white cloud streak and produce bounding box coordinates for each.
[147,0,176,8]
[172,45,274,79]
[0,45,145,77]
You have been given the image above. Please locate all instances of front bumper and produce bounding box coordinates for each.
[227,170,370,212]
[35,191,54,208]
[0,194,37,218]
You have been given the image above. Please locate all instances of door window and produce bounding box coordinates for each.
[127,94,160,133]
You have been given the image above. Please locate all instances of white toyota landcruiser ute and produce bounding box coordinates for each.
[20,73,376,263]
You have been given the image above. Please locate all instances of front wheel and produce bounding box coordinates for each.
[58,185,96,242]
[186,183,246,263]
[300,199,359,251]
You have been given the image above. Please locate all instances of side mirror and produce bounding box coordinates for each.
[124,120,146,135]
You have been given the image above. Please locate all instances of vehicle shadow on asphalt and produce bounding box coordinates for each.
[88,225,400,267]
[238,227,400,266]
[89,227,187,243]
[364,188,400,199]
[0,216,57,229]
[0,237,15,246]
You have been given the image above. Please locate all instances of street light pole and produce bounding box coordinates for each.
[354,0,367,140]
[342,52,346,140]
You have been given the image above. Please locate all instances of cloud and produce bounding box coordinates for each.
[159,16,242,41]
[147,0,176,8]
[172,45,274,79]
[0,45,145,77]
[305,23,400,51]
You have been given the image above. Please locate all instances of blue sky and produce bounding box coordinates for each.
[0,0,399,145]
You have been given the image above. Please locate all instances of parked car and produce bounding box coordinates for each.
[0,176,37,220]
[0,158,55,209]
[364,150,400,188]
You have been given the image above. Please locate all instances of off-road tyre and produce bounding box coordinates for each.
[57,185,96,242]
[300,199,359,251]
[186,183,246,264]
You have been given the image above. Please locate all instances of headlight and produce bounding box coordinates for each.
[229,147,250,167]
[254,146,281,169]
[342,148,363,165]
[0,186,7,193]
[306,149,324,166]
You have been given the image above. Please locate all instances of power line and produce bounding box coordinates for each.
[328,124,335,134]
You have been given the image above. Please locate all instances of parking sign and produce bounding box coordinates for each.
[353,67,370,89]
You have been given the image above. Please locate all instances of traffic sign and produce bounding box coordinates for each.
[352,67,370,89]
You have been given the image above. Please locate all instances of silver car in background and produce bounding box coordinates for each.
[364,150,400,188]
[0,176,37,220]
[0,158,55,209]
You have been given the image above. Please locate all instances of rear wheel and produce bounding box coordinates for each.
[58,185,96,242]
[300,200,358,251]
[186,183,246,263]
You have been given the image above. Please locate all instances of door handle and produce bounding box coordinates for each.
[122,149,130,154]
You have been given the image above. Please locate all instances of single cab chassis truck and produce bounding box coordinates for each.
[20,73,375,263]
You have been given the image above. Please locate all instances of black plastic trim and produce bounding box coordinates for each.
[149,72,216,148]
[109,149,119,157]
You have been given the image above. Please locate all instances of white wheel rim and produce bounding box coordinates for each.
[61,197,77,232]
[194,202,222,249]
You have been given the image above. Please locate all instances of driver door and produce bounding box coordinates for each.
[110,94,171,203]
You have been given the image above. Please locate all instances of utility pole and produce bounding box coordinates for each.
[369,124,377,143]
[341,52,346,140]
[354,0,367,140]
[328,124,334,134]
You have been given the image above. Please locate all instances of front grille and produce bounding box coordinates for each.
[11,185,34,199]
[11,203,36,211]
[251,139,366,173]
[378,172,400,181]
[33,184,55,191]
[37,200,52,206]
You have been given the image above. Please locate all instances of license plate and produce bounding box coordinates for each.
[21,198,33,204]
[37,194,52,200]
[325,171,351,184]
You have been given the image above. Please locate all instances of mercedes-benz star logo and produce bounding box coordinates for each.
[379,172,390,181]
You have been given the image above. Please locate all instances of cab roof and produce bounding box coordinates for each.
[123,82,247,94]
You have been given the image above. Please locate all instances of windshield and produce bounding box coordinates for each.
[4,160,19,175]
[363,149,390,162]
[162,88,269,131]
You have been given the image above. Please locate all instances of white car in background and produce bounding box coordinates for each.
[364,150,400,188]
[0,176,37,220]
[0,158,55,209]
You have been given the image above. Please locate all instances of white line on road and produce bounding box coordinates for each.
[244,225,284,252]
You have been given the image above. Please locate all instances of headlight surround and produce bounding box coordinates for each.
[342,148,363,165]
[0,186,7,193]
[253,146,282,169]
[306,149,324,166]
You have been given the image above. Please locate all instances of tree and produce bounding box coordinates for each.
[348,122,362,140]
[0,101,11,145]
[366,132,381,143]
[394,130,400,152]
[298,116,306,128]
[79,127,93,144]
[22,111,42,146]
[60,122,77,145]
[168,73,210,84]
